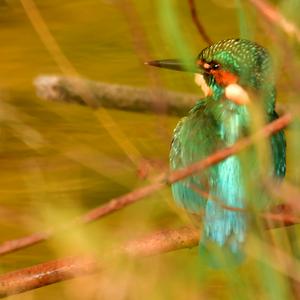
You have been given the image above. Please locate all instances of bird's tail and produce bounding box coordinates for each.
[199,156,246,267]
[199,201,246,268]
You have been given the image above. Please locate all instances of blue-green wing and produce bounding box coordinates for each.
[269,111,286,178]
[170,101,246,256]
[169,102,216,214]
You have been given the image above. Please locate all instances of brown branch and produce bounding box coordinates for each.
[187,0,212,45]
[121,226,199,257]
[0,227,199,298]
[0,231,52,256]
[248,0,300,43]
[34,75,199,116]
[0,113,292,257]
[0,255,98,298]
[0,211,299,298]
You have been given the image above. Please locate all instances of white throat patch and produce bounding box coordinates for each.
[194,74,211,97]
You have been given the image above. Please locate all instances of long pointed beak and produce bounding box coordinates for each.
[145,59,199,73]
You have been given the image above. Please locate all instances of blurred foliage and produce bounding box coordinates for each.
[1,0,300,299]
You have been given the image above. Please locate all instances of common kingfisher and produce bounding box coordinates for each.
[147,38,286,263]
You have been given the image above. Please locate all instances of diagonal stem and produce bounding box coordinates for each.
[187,0,212,45]
[0,113,292,256]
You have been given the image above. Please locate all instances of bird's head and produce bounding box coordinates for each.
[146,39,275,109]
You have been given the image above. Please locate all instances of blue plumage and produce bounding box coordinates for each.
[148,38,286,262]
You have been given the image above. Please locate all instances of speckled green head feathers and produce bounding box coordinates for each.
[198,38,274,91]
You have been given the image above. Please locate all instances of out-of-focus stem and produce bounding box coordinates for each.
[187,0,212,44]
[34,75,198,116]
[249,0,300,43]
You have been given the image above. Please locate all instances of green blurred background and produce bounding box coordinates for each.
[0,0,300,299]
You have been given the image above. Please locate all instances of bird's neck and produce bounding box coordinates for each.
[205,98,249,145]
[202,83,276,144]
[208,76,276,114]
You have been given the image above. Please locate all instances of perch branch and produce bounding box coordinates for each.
[0,113,292,257]
[34,75,199,116]
[0,231,52,256]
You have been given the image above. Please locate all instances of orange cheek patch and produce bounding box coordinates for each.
[211,70,238,86]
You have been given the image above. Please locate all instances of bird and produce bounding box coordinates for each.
[146,38,286,264]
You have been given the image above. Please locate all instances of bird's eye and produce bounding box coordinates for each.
[211,63,221,70]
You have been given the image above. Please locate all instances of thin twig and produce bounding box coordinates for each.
[0,231,52,256]
[190,183,300,227]
[187,0,212,45]
[189,183,245,212]
[248,0,300,43]
[0,113,292,257]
